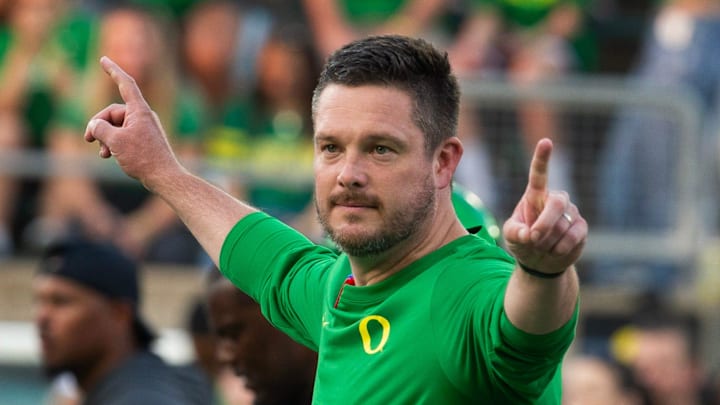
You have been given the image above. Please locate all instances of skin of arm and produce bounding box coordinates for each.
[302,0,357,58]
[447,6,501,75]
[502,138,586,334]
[84,57,255,265]
[375,0,447,38]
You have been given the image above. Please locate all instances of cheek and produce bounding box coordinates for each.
[49,311,102,358]
[313,171,333,200]
[67,312,106,344]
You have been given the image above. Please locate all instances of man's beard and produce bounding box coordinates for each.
[317,179,436,257]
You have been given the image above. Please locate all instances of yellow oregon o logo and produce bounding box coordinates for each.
[358,315,391,354]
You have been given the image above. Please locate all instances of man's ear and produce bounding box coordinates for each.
[434,136,463,189]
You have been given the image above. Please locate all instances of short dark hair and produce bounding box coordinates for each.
[312,35,460,155]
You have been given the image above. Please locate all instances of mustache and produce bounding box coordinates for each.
[329,192,380,207]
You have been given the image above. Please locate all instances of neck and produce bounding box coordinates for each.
[75,338,136,394]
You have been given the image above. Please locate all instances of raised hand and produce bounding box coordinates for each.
[84,56,182,189]
[502,138,587,276]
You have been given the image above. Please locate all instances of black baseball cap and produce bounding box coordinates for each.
[38,238,156,348]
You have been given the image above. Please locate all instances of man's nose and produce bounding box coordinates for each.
[216,338,237,365]
[337,153,368,188]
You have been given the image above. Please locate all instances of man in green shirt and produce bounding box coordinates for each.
[85,35,587,403]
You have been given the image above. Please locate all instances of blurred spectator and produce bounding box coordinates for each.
[205,267,317,405]
[449,0,592,210]
[175,296,254,405]
[32,238,195,404]
[562,354,641,405]
[595,0,720,288]
[28,4,206,263]
[302,0,447,60]
[609,309,713,405]
[242,31,319,222]
[180,0,275,107]
[0,0,94,257]
[180,1,318,233]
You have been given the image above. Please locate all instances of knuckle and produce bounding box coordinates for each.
[125,75,137,87]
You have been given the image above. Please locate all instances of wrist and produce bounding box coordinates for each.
[517,262,567,279]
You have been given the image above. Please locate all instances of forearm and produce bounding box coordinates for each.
[379,0,446,36]
[454,11,500,54]
[0,47,34,109]
[147,169,257,265]
[503,265,578,334]
[302,0,355,58]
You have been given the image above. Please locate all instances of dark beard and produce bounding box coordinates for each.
[317,179,436,257]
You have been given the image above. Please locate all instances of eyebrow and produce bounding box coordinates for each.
[314,132,407,147]
[313,132,337,144]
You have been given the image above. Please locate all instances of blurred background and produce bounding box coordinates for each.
[3,0,720,403]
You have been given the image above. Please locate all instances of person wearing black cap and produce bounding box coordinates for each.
[32,238,194,405]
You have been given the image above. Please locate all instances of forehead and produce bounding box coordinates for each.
[208,284,257,314]
[33,275,99,300]
[314,84,418,133]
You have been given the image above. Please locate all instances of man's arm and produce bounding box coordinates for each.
[84,57,256,265]
[502,138,586,334]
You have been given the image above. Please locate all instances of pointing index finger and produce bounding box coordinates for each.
[525,138,553,212]
[100,56,147,106]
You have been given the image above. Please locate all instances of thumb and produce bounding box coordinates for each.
[86,118,117,158]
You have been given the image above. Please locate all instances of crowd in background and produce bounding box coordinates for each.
[0,0,322,264]
[4,0,720,404]
[0,0,657,264]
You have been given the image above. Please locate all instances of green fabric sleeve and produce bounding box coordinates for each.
[490,294,579,402]
[219,212,337,350]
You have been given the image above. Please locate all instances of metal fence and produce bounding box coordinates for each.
[0,76,709,286]
[458,75,706,290]
[459,75,720,367]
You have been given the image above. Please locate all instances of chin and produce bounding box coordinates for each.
[42,363,67,379]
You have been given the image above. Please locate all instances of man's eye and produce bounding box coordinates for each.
[50,295,72,306]
[323,144,337,153]
[374,145,389,154]
[217,324,244,339]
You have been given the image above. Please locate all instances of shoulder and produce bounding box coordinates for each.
[87,352,196,405]
[427,236,515,305]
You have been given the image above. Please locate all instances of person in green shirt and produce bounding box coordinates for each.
[0,0,95,257]
[85,34,587,403]
[303,0,447,59]
[33,4,206,262]
[449,0,591,205]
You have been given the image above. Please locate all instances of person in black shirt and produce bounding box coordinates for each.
[32,239,195,405]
